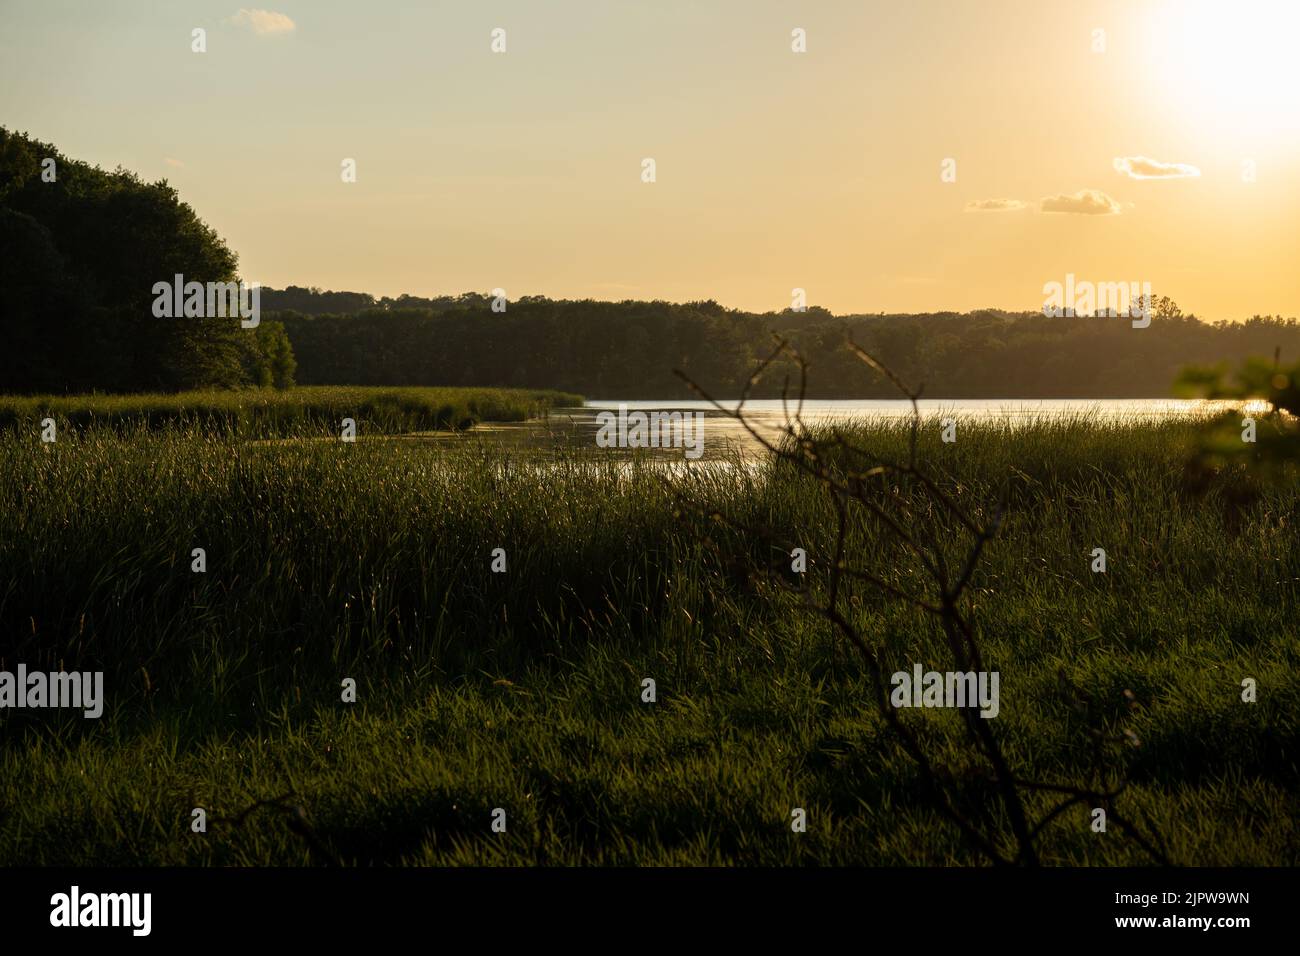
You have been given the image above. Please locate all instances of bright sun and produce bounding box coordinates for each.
[1148,0,1300,136]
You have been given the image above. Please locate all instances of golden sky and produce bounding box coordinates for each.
[2,0,1297,318]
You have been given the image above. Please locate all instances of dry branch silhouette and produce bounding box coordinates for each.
[673,334,1170,866]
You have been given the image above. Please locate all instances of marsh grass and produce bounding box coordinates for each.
[0,417,1296,865]
[0,385,584,438]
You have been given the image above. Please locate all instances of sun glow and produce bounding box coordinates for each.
[1147,0,1300,137]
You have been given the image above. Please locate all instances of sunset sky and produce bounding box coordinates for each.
[2,0,1297,318]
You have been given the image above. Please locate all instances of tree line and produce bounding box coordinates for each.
[4,128,1296,398]
[270,290,1300,398]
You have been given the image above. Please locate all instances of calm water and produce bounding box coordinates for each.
[415,398,1254,462]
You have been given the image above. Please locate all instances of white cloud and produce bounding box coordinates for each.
[964,198,1027,212]
[1112,156,1201,180]
[1040,189,1122,215]
[229,9,296,36]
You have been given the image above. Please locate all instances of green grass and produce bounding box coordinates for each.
[0,417,1296,865]
[0,385,584,437]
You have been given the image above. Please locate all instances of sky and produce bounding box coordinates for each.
[1,0,1297,318]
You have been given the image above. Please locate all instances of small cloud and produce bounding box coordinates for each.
[163,157,185,168]
[964,198,1027,212]
[1040,189,1122,215]
[229,9,296,35]
[1112,156,1200,179]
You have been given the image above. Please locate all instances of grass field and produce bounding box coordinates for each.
[0,416,1296,865]
[0,385,584,437]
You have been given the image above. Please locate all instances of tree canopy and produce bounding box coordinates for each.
[0,128,291,393]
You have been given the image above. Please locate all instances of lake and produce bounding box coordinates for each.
[413,398,1255,462]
